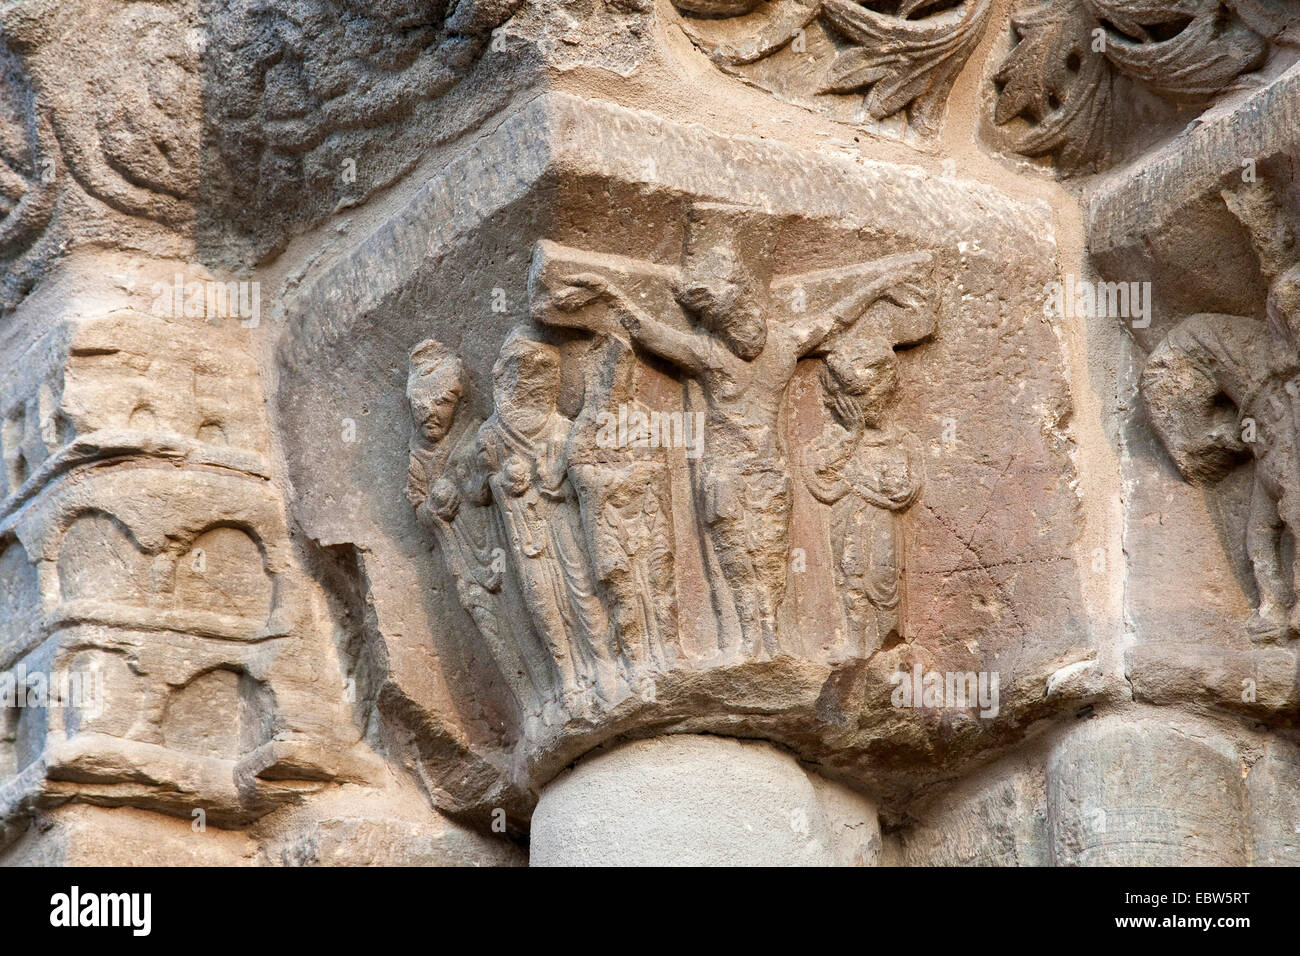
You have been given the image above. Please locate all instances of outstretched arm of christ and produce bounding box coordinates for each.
[788,251,934,355]
[554,273,712,377]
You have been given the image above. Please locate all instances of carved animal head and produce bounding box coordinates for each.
[1140,314,1257,484]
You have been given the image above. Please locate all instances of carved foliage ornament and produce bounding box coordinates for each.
[0,0,202,311]
[993,0,1289,174]
[0,44,56,311]
[3,0,198,226]
[672,0,993,135]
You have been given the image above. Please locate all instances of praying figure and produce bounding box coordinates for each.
[802,330,922,657]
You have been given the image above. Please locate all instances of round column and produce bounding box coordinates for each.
[530,734,880,866]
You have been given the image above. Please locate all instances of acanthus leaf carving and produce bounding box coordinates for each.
[993,0,1272,175]
[1086,0,1267,102]
[819,0,992,133]
[676,0,821,66]
[993,0,1121,172]
[673,0,991,134]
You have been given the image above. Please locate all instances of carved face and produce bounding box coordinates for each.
[407,338,464,442]
[502,455,532,495]
[675,249,767,361]
[824,345,899,429]
[410,378,463,443]
[494,337,562,412]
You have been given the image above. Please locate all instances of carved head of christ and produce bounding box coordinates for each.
[675,202,770,362]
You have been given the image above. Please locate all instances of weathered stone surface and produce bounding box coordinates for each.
[1,0,1298,868]
[3,805,260,867]
[671,0,992,138]
[900,756,1050,866]
[273,89,1089,822]
[1245,737,1300,866]
[1047,717,1248,866]
[530,734,879,866]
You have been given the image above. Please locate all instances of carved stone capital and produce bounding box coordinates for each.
[672,0,992,136]
[274,91,1091,810]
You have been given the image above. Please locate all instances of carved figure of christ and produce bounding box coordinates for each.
[529,237,934,655]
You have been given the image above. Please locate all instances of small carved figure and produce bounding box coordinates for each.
[475,329,617,698]
[563,336,679,681]
[1141,181,1300,642]
[802,331,922,656]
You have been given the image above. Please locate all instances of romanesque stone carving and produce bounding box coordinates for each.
[206,0,524,260]
[802,333,923,656]
[13,1,199,227]
[0,45,56,313]
[406,200,936,722]
[672,0,991,134]
[0,305,387,851]
[1140,179,1300,642]
[14,0,1277,868]
[992,0,1280,174]
[0,1,205,318]
[564,337,679,684]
